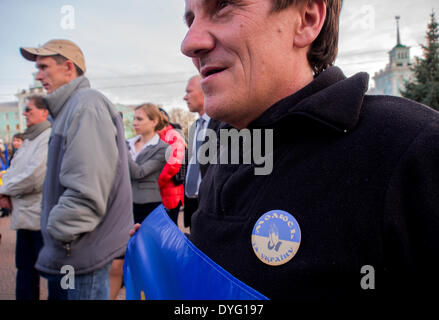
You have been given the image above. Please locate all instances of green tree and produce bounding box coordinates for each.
[401,11,439,110]
[124,117,136,139]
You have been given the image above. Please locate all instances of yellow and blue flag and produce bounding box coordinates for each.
[123,205,268,300]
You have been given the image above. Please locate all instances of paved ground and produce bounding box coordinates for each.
[0,210,188,300]
[0,215,49,300]
[0,216,15,300]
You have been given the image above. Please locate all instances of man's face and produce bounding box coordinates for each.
[35,56,71,93]
[181,0,304,129]
[23,100,48,127]
[184,77,205,114]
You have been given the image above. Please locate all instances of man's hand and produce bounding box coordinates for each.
[129,223,141,237]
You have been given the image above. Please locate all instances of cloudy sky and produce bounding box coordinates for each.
[0,0,437,111]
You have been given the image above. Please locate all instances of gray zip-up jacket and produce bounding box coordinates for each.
[36,76,133,275]
[0,125,51,231]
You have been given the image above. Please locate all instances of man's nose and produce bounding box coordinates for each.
[35,70,43,80]
[181,18,215,59]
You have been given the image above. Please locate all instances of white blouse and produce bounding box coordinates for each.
[127,134,160,161]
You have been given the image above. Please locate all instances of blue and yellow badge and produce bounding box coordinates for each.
[251,210,301,266]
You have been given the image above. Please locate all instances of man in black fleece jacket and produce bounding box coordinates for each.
[181,0,439,301]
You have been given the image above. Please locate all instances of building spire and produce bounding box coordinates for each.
[396,16,401,45]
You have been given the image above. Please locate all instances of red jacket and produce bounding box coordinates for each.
[158,125,185,209]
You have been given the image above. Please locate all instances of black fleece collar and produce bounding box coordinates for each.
[250,67,369,132]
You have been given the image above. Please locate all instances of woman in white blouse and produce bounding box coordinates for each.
[110,103,169,299]
[127,103,169,224]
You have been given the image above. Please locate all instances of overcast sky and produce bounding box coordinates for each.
[0,0,437,111]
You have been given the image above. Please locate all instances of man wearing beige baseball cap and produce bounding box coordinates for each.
[20,39,134,300]
[20,39,85,93]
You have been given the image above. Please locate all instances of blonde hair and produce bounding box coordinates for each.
[135,103,166,131]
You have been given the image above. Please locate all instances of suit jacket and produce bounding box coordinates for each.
[128,139,169,204]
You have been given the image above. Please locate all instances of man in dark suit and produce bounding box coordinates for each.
[183,75,220,228]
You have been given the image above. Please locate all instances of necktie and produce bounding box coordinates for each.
[185,118,205,197]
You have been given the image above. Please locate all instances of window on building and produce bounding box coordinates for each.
[14,112,18,120]
[6,125,10,132]
[4,114,8,121]
[15,124,19,130]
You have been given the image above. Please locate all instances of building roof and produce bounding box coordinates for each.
[394,44,408,48]
[0,101,19,113]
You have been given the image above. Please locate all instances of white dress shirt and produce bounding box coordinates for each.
[128,133,160,161]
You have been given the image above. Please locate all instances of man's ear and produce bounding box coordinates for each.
[43,108,50,120]
[294,0,326,48]
[64,60,78,77]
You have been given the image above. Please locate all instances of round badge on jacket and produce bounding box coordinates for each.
[251,210,301,266]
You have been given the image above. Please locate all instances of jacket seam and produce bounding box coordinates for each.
[382,120,435,219]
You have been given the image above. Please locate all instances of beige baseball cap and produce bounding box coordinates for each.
[20,39,86,73]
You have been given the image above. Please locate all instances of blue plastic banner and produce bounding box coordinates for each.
[123,205,269,300]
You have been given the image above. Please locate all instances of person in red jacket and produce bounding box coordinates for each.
[157,108,185,225]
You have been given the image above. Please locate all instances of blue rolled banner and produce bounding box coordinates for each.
[123,205,268,300]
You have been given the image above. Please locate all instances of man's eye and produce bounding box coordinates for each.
[217,0,230,10]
